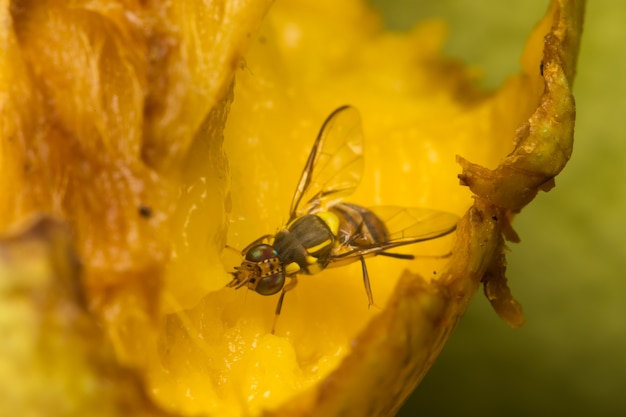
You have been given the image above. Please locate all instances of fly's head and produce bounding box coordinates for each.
[227,243,285,296]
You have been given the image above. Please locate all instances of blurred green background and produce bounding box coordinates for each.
[369,0,625,416]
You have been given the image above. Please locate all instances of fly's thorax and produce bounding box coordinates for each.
[272,213,336,276]
[315,211,339,236]
[329,203,390,248]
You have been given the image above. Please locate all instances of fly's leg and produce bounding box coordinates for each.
[380,251,453,260]
[240,234,273,255]
[223,245,242,256]
[271,276,299,334]
[378,252,415,260]
[359,256,375,308]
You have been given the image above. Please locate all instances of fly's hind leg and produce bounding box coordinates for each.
[359,256,375,309]
[378,251,414,260]
[271,276,299,334]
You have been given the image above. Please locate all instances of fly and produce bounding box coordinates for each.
[227,105,458,333]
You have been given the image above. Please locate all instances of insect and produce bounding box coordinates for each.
[227,105,458,333]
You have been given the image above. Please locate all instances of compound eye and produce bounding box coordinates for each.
[256,272,285,296]
[245,244,278,263]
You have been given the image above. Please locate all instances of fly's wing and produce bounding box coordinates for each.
[288,106,364,222]
[375,207,458,244]
[332,206,459,262]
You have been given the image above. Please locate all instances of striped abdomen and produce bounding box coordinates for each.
[329,202,390,249]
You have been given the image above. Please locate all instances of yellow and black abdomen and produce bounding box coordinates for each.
[329,203,390,249]
[273,214,335,276]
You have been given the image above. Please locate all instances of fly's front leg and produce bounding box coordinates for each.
[271,276,299,334]
[359,256,375,308]
[223,245,242,256]
[240,234,273,255]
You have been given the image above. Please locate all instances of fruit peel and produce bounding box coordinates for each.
[0,217,172,417]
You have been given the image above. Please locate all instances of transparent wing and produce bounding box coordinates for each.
[288,106,364,222]
[374,207,459,243]
[332,206,459,262]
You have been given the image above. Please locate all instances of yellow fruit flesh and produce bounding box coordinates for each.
[0,0,583,416]
[152,4,470,414]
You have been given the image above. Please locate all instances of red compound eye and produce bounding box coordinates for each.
[256,272,285,296]
[245,244,278,262]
